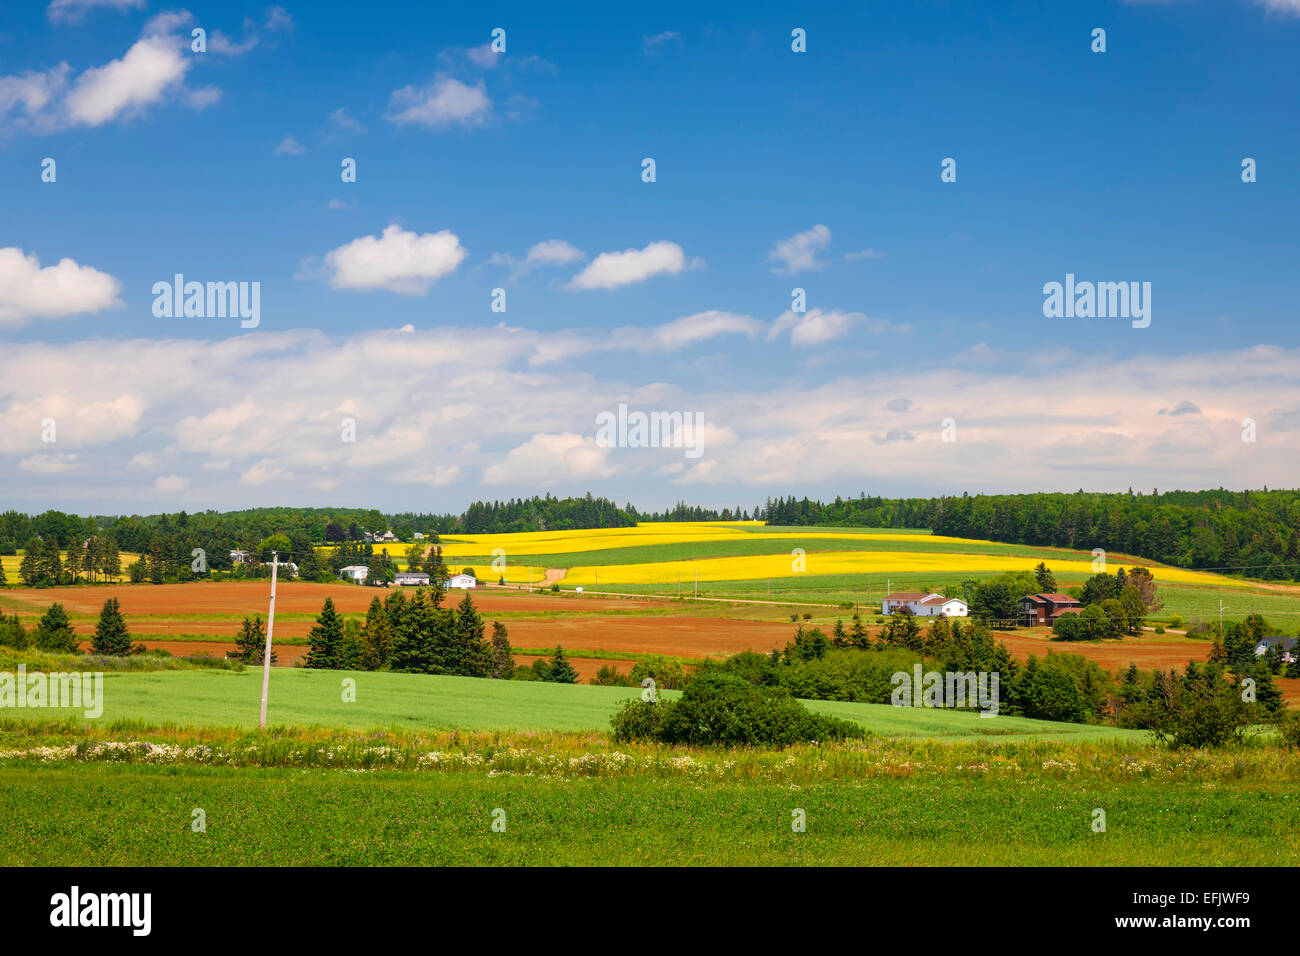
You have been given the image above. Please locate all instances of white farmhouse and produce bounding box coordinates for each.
[448,573,477,589]
[338,565,368,583]
[880,591,968,618]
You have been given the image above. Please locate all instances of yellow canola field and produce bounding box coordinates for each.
[438,522,966,558]
[555,550,1249,589]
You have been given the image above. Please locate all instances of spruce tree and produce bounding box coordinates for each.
[90,597,131,655]
[449,592,491,677]
[359,597,393,671]
[490,621,514,679]
[304,597,343,668]
[232,615,275,664]
[546,645,579,683]
[19,539,40,586]
[391,589,436,673]
[35,602,77,652]
[0,558,6,587]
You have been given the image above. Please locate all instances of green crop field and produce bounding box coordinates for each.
[0,727,1295,865]
[16,667,1143,742]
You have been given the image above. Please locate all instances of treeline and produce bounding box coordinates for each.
[283,589,579,683]
[697,611,1291,738]
[754,490,1300,578]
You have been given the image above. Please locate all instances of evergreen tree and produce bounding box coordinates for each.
[391,589,437,673]
[546,645,579,683]
[304,597,344,668]
[849,612,871,650]
[99,538,122,579]
[1033,562,1057,592]
[358,597,393,671]
[90,597,131,655]
[35,602,77,652]
[448,592,491,677]
[231,615,275,664]
[18,539,40,586]
[41,537,63,584]
[490,621,514,679]
[0,558,6,587]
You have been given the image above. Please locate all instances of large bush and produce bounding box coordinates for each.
[610,673,866,748]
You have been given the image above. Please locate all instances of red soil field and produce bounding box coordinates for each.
[3,581,674,618]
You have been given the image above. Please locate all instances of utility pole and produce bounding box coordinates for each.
[259,551,279,730]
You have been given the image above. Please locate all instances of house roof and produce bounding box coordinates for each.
[1256,636,1298,650]
[884,592,931,601]
[1023,593,1079,605]
[919,594,962,605]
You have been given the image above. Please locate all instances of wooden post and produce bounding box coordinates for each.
[259,551,279,730]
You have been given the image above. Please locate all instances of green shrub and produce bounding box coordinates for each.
[610,673,866,748]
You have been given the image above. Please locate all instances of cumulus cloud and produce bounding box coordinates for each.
[47,0,144,24]
[19,453,78,474]
[609,310,763,351]
[483,432,616,486]
[63,12,194,126]
[154,474,190,492]
[495,239,586,279]
[0,247,121,327]
[0,327,1295,507]
[643,31,683,54]
[274,134,305,155]
[322,224,467,294]
[767,308,863,346]
[568,240,692,290]
[768,224,831,274]
[386,76,491,127]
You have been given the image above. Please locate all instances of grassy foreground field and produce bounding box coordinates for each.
[22,667,1143,742]
[0,721,1295,865]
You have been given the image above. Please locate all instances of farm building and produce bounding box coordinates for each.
[338,565,368,583]
[229,549,251,564]
[1255,636,1298,664]
[448,573,478,589]
[394,571,430,586]
[1019,593,1081,626]
[881,592,969,617]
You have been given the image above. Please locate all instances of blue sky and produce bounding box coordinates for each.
[2,0,1299,514]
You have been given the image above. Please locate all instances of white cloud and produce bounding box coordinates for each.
[768,224,831,274]
[611,310,763,351]
[208,6,294,56]
[63,13,194,127]
[464,44,501,69]
[568,240,691,290]
[767,308,862,346]
[275,135,305,155]
[1,326,1296,507]
[643,31,683,54]
[0,247,121,327]
[19,453,78,474]
[322,224,467,294]
[154,474,190,492]
[186,86,221,109]
[483,432,616,486]
[1257,0,1300,13]
[329,107,365,133]
[47,0,144,24]
[497,239,585,279]
[386,76,491,127]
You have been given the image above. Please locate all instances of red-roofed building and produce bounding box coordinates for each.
[1019,593,1082,626]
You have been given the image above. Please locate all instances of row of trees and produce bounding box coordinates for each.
[750,490,1300,579]
[15,536,123,587]
[0,598,134,655]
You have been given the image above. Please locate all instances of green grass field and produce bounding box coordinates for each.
[3,761,1296,865]
[21,667,1144,742]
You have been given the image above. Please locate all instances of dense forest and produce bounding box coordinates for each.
[751,490,1300,578]
[3,488,1299,580]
